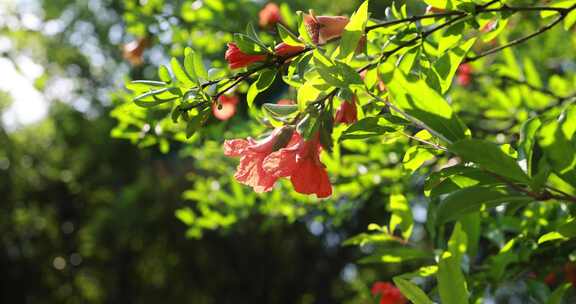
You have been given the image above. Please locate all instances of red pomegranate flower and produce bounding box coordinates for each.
[457,63,473,86]
[224,127,299,193]
[304,12,349,45]
[122,37,150,66]
[371,282,407,304]
[264,133,332,198]
[225,43,266,70]
[274,42,306,57]
[334,97,358,125]
[212,95,239,121]
[259,3,282,28]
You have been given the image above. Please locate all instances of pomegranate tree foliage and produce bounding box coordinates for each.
[113,0,576,302]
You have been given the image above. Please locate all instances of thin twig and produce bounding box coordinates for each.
[366,11,464,32]
[464,4,575,63]
[402,132,448,151]
[473,73,576,114]
[546,186,576,203]
[367,90,453,144]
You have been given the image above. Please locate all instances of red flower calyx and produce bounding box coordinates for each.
[304,11,349,45]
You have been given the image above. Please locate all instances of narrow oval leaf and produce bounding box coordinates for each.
[449,139,531,184]
[393,277,433,304]
[379,63,469,143]
[171,57,195,87]
[436,185,533,224]
[337,0,368,62]
[246,69,277,108]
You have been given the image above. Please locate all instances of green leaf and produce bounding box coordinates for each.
[395,265,438,280]
[175,207,195,225]
[449,139,531,184]
[437,21,464,54]
[359,247,432,264]
[437,254,468,304]
[546,283,572,304]
[246,69,277,108]
[342,232,401,246]
[436,185,533,223]
[171,57,195,87]
[539,218,576,244]
[558,218,576,238]
[432,38,477,94]
[233,33,266,55]
[185,106,210,138]
[296,76,327,110]
[389,193,413,240]
[277,23,303,46]
[448,222,468,262]
[262,103,299,118]
[192,50,208,80]
[133,87,178,108]
[460,213,480,258]
[379,63,468,143]
[538,105,576,186]
[437,223,469,304]
[519,117,542,179]
[565,8,576,30]
[336,0,368,63]
[393,277,433,304]
[126,80,167,92]
[426,166,504,199]
[423,0,456,10]
[538,231,568,244]
[158,65,172,83]
[403,146,435,174]
[339,117,397,141]
[184,47,198,82]
[297,11,313,44]
[314,50,363,88]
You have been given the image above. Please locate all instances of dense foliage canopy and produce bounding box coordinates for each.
[1,0,575,303]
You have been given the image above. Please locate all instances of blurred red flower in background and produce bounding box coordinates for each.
[122,37,150,66]
[212,95,239,121]
[371,282,406,304]
[259,3,282,28]
[457,63,473,86]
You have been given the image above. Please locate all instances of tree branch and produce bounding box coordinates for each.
[464,4,575,63]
